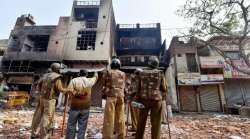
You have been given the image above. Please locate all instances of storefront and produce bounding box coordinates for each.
[224,61,250,109]
[200,74,224,112]
[178,73,225,112]
[178,73,200,112]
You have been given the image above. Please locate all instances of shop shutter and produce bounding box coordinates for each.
[179,86,197,112]
[200,85,221,112]
[242,81,250,106]
[224,80,244,107]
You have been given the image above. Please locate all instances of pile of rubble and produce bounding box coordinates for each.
[0,108,250,139]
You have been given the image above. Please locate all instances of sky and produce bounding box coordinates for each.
[0,0,191,45]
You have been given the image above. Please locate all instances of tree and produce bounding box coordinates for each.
[178,0,250,73]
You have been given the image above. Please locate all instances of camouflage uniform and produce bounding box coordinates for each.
[103,69,126,139]
[31,72,70,139]
[135,69,168,139]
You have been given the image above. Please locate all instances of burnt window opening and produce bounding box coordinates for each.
[9,35,20,50]
[177,54,182,57]
[120,57,131,65]
[0,50,4,56]
[186,53,198,72]
[23,35,50,52]
[74,8,99,21]
[120,37,157,49]
[77,31,96,50]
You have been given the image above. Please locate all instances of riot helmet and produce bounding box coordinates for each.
[111,58,121,69]
[148,56,159,69]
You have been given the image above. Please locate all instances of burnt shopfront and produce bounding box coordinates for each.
[178,73,224,112]
[224,61,250,112]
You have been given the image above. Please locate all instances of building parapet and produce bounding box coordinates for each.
[117,23,160,29]
[74,0,100,7]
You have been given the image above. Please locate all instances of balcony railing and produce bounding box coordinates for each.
[74,0,100,6]
[118,23,160,29]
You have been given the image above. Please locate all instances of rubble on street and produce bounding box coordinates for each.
[0,108,250,139]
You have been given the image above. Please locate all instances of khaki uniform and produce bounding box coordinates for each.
[135,69,168,139]
[103,69,126,139]
[31,72,69,139]
[127,74,140,131]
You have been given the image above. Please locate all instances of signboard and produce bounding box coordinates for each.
[201,74,224,84]
[224,60,250,79]
[215,44,239,51]
[178,73,200,85]
[200,56,224,68]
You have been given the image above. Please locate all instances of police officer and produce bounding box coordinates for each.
[135,56,168,139]
[127,68,141,132]
[102,58,126,139]
[30,63,72,139]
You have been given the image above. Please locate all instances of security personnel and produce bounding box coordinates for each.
[128,69,141,132]
[30,63,72,139]
[30,71,51,138]
[135,57,168,139]
[102,58,126,139]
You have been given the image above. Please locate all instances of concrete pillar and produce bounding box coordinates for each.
[196,88,202,112]
[219,84,226,112]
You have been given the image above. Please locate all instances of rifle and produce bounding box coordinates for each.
[126,98,130,137]
[166,105,171,139]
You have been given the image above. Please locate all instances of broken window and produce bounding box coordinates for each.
[77,31,96,50]
[186,53,198,72]
[23,35,50,52]
[0,50,4,56]
[122,57,131,65]
[9,35,21,51]
[74,8,99,21]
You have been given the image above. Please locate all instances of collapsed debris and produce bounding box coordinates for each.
[0,108,250,139]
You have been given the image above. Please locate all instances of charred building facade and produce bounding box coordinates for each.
[1,0,116,106]
[116,23,166,70]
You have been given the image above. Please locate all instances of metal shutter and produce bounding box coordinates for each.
[179,86,197,112]
[242,81,250,106]
[224,80,244,107]
[200,85,221,112]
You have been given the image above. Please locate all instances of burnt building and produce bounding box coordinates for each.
[1,0,116,107]
[0,39,8,68]
[116,23,166,69]
[168,36,225,112]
